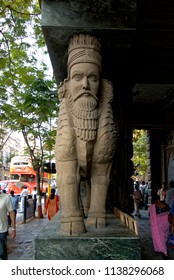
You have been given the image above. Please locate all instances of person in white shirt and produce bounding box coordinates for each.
[19,186,28,213]
[31,187,37,217]
[157,182,167,201]
[55,188,59,196]
[31,187,37,199]
[0,188,16,259]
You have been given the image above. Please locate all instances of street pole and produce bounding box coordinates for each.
[47,170,51,197]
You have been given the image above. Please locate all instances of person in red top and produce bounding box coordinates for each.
[44,188,59,221]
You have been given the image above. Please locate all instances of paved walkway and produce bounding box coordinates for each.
[8,215,48,260]
[134,210,174,260]
[7,209,174,260]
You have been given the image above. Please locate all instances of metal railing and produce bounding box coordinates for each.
[23,196,36,223]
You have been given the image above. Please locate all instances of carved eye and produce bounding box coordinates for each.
[88,75,98,82]
[73,74,82,81]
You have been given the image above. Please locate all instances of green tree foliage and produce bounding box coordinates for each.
[0,1,58,216]
[132,129,147,178]
[0,0,58,165]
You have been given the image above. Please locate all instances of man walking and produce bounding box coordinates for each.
[0,187,16,259]
[10,190,19,218]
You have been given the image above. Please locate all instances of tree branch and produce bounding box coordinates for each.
[0,4,40,16]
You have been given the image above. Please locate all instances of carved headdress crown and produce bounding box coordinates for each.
[68,34,102,74]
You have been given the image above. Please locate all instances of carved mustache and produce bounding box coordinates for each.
[75,91,98,102]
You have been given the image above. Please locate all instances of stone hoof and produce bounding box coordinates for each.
[86,217,106,229]
[60,221,86,236]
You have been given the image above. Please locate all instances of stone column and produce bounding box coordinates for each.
[146,130,152,206]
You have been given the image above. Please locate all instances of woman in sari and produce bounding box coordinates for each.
[149,194,170,259]
[44,188,59,221]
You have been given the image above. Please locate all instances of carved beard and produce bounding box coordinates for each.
[68,94,100,141]
[75,95,98,110]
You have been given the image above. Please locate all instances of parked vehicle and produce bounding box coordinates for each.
[8,156,51,195]
[8,181,34,195]
[0,179,19,193]
[8,156,36,195]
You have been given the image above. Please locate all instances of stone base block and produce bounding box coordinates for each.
[34,213,141,260]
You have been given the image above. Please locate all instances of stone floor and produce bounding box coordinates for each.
[7,209,174,260]
[134,210,174,260]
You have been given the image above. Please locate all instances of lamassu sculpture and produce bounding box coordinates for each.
[55,34,118,235]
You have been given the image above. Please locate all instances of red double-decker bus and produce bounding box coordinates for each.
[8,156,36,195]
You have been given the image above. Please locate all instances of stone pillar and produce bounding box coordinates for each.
[40,0,137,218]
[35,0,141,260]
[146,130,152,206]
[148,129,165,203]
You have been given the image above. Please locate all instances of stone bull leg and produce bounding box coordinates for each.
[86,162,112,228]
[57,160,86,235]
[80,179,91,218]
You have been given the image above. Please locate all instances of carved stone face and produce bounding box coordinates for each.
[69,62,100,103]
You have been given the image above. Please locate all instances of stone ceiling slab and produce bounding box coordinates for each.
[40,0,174,126]
[40,0,136,84]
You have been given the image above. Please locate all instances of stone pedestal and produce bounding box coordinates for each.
[34,213,141,260]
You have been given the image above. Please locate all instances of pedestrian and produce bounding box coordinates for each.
[31,187,37,217]
[44,188,59,221]
[0,187,16,260]
[133,184,142,217]
[10,190,19,216]
[55,187,59,196]
[139,181,147,209]
[134,179,139,191]
[9,190,19,226]
[19,185,28,213]
[157,182,167,201]
[139,180,146,194]
[144,182,149,209]
[165,180,174,208]
[149,194,170,259]
[1,189,11,226]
